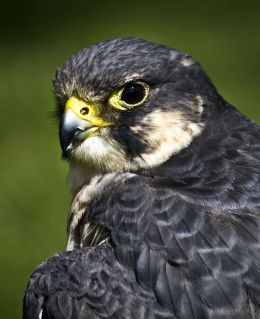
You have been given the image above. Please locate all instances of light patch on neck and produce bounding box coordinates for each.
[131,108,204,168]
[70,135,129,172]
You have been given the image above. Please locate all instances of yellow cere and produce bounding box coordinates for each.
[65,96,111,127]
[108,82,149,110]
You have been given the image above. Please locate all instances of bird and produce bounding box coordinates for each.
[23,37,260,319]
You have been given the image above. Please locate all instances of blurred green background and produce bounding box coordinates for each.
[1,0,260,317]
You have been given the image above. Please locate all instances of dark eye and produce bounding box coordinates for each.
[108,81,149,110]
[121,82,147,105]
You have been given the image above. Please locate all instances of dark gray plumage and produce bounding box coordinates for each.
[24,38,260,319]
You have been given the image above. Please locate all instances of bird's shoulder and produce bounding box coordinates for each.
[69,170,260,318]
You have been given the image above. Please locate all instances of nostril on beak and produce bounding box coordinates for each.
[80,107,89,116]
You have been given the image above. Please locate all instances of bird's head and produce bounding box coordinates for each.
[54,38,220,175]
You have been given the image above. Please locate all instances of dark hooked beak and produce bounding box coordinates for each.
[59,109,95,158]
[59,96,111,158]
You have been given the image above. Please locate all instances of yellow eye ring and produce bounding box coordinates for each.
[108,81,149,110]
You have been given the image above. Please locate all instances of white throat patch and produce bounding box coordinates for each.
[71,136,128,172]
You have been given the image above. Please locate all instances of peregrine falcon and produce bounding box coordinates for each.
[23,38,260,319]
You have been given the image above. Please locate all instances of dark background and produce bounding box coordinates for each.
[1,1,260,317]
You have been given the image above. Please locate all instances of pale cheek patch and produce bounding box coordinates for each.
[131,109,204,168]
